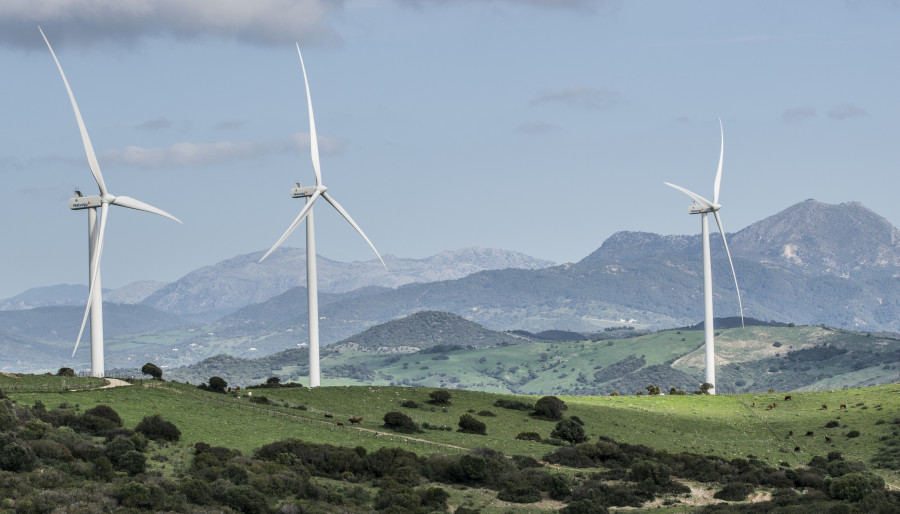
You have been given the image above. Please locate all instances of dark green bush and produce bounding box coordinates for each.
[494,399,534,411]
[551,418,588,444]
[428,389,452,406]
[532,396,567,421]
[0,442,36,471]
[223,484,269,513]
[135,414,181,442]
[516,431,542,441]
[84,405,122,427]
[118,450,147,475]
[458,414,486,435]
[400,400,419,409]
[713,482,754,501]
[383,411,420,434]
[829,472,885,502]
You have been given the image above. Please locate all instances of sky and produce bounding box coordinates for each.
[0,0,898,299]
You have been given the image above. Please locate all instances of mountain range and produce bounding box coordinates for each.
[3,199,900,374]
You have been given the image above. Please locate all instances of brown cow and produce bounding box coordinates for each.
[349,417,363,424]
[788,430,793,436]
[784,395,792,401]
[821,404,828,410]
[840,404,847,410]
[336,422,344,426]
[825,436,832,443]
[805,431,814,437]
[324,414,333,418]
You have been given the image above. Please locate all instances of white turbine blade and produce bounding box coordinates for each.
[713,117,724,205]
[39,27,108,197]
[259,189,323,263]
[321,191,387,270]
[296,43,322,187]
[713,210,744,327]
[112,196,183,224]
[664,182,716,210]
[74,203,109,355]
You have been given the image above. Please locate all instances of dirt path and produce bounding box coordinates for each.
[99,378,132,389]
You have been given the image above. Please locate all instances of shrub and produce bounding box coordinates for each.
[383,411,420,434]
[713,482,754,501]
[829,472,885,502]
[400,400,419,409]
[494,399,534,411]
[428,390,452,406]
[83,405,122,427]
[497,481,542,503]
[105,436,137,466]
[476,410,496,417]
[223,484,269,513]
[551,419,588,444]
[57,367,76,377]
[533,396,567,421]
[825,421,840,428]
[0,442,36,471]
[118,450,147,475]
[458,414,487,435]
[516,432,542,441]
[135,414,181,442]
[847,430,861,438]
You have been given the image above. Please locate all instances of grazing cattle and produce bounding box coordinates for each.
[794,446,801,452]
[784,395,792,401]
[825,436,832,443]
[324,414,333,418]
[235,386,240,391]
[788,430,794,436]
[349,417,363,424]
[336,422,344,426]
[773,402,777,408]
[821,404,827,410]
[752,402,756,407]
[247,391,252,397]
[840,404,847,410]
[806,431,814,437]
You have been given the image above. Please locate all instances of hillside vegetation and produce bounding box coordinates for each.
[2,375,900,512]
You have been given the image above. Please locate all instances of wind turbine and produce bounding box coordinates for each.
[41,27,182,377]
[259,44,387,388]
[664,118,744,395]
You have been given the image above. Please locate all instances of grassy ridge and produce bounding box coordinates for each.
[5,376,899,489]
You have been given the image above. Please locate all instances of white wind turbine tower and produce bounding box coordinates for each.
[664,118,743,395]
[41,28,182,377]
[259,44,387,388]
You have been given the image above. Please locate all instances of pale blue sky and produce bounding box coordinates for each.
[1,1,898,298]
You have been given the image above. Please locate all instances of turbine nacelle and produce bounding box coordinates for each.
[291,184,324,198]
[688,200,721,215]
[69,195,102,210]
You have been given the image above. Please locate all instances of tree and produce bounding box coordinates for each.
[265,376,281,387]
[57,367,75,377]
[646,384,661,395]
[206,376,227,393]
[532,396,567,421]
[551,418,587,444]
[141,363,163,380]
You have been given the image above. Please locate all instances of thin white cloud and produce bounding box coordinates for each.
[783,105,816,123]
[397,0,600,9]
[531,85,622,110]
[828,103,868,120]
[136,117,173,131]
[101,132,343,168]
[214,120,248,131]
[1,0,343,49]
[515,121,560,134]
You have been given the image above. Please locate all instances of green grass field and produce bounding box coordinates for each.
[4,374,899,496]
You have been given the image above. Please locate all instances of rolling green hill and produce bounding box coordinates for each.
[2,375,900,512]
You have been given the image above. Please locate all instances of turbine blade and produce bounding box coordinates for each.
[74,203,109,355]
[664,182,716,210]
[321,191,387,270]
[713,117,724,205]
[112,196,183,224]
[39,27,108,197]
[713,211,744,328]
[296,43,322,187]
[259,189,323,263]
